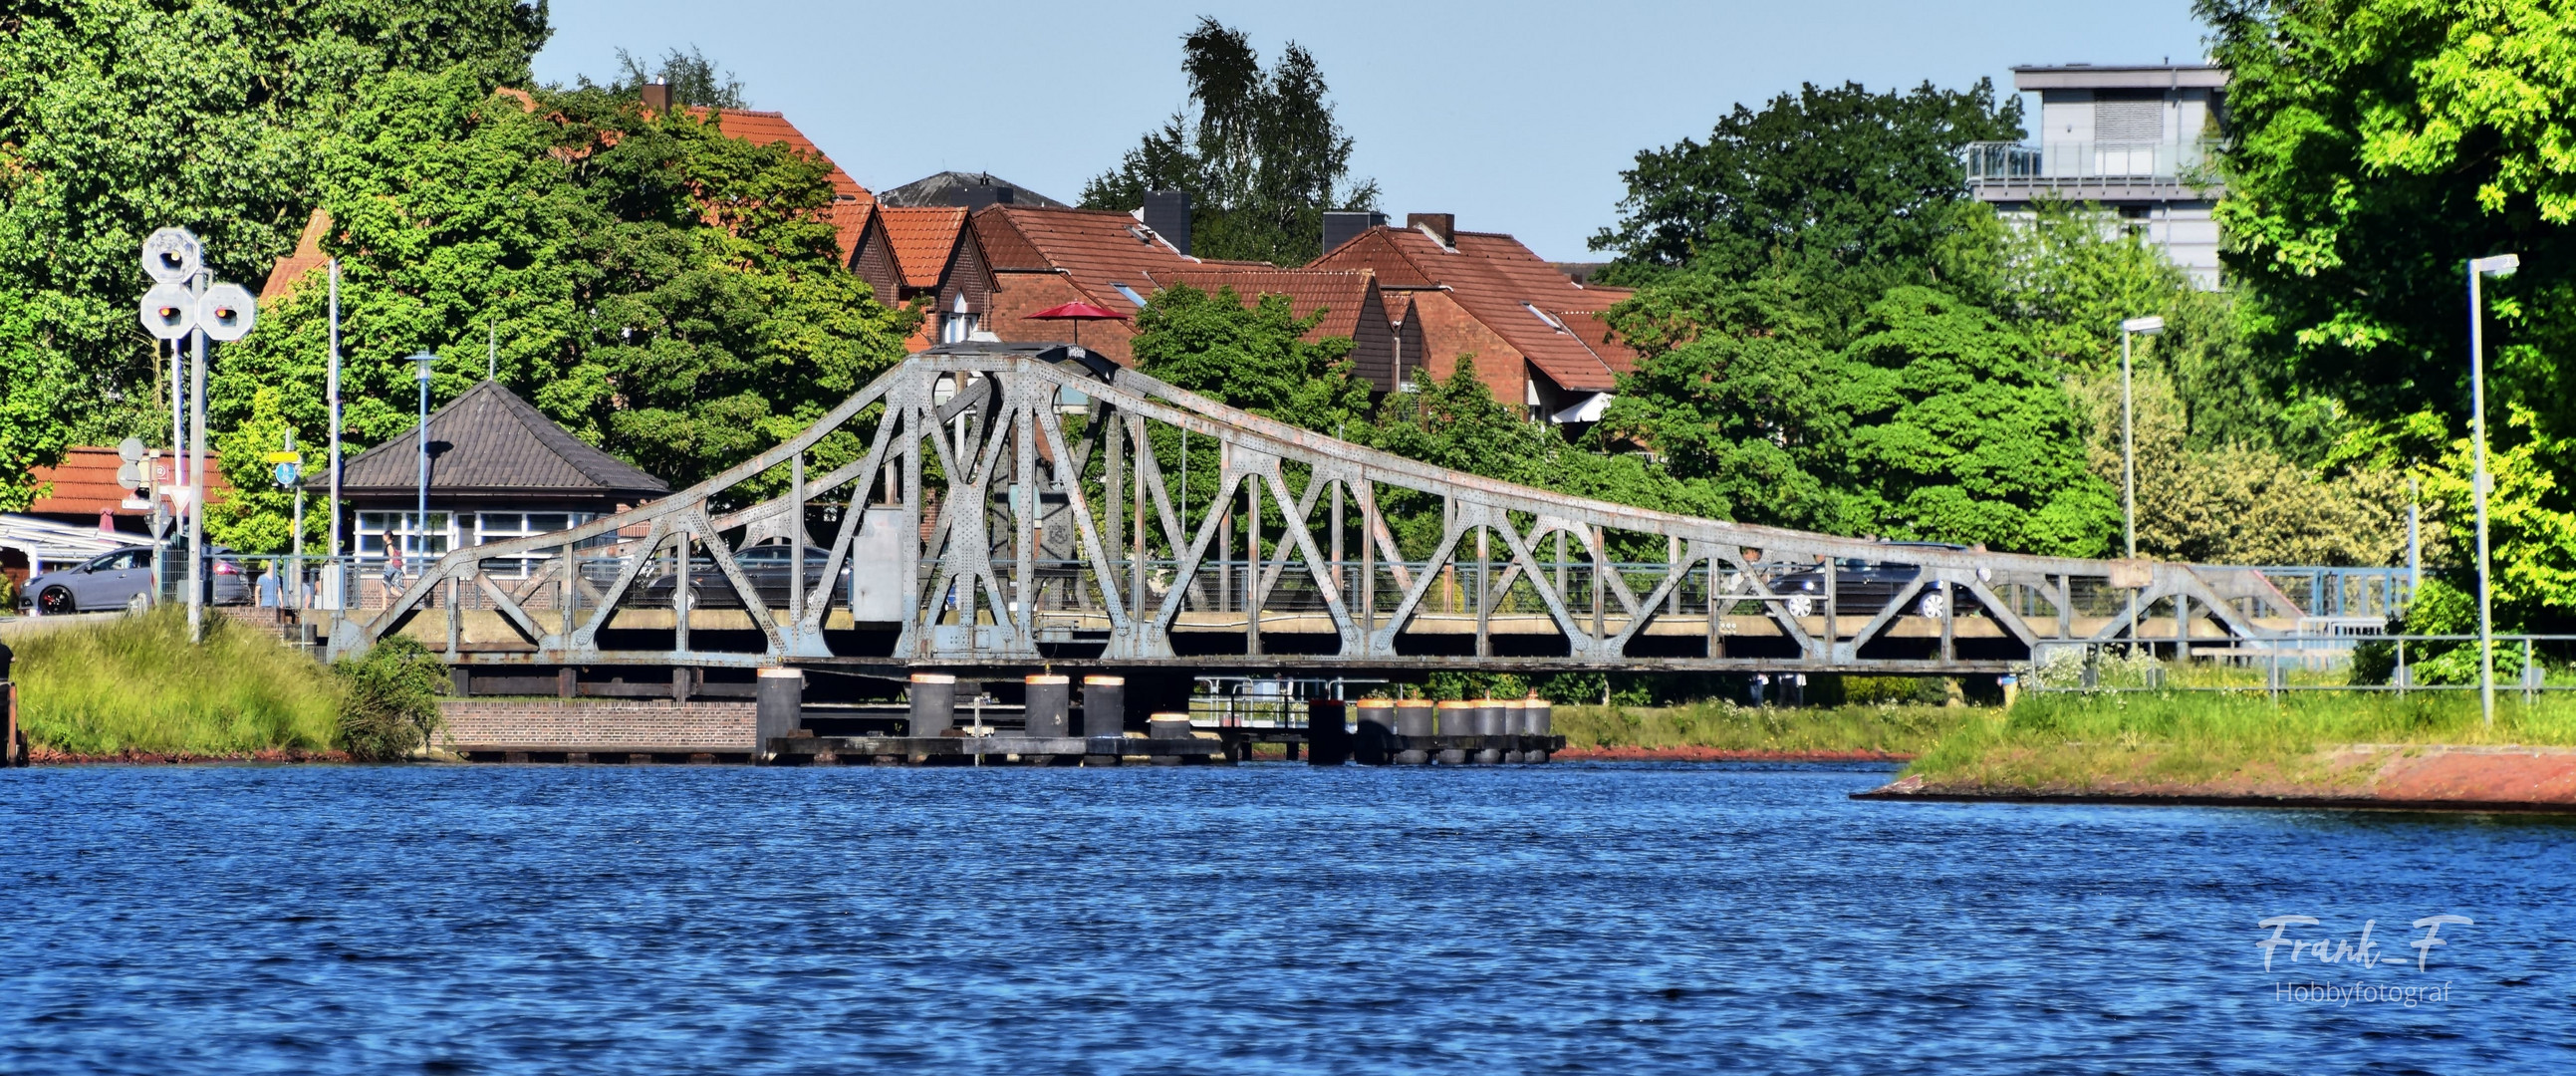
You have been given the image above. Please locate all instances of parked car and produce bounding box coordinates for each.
[1768,541,1983,620]
[635,543,855,610]
[21,543,248,615]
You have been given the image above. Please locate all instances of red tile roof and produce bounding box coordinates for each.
[880,205,969,290]
[827,200,872,267]
[971,205,1264,317]
[1162,269,1382,342]
[27,447,232,519]
[259,209,333,303]
[1311,225,1637,392]
[705,109,871,202]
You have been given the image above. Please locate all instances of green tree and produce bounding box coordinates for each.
[0,0,550,458]
[1592,80,2022,288]
[209,69,914,548]
[2200,0,2576,433]
[1081,17,1379,264]
[1129,283,1371,432]
[605,44,746,109]
[1837,287,2118,555]
[1597,273,1850,532]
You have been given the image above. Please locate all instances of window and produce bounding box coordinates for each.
[356,512,453,560]
[940,293,977,344]
[1112,283,1148,309]
[1523,302,1566,331]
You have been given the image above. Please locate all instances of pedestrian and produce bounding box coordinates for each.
[1750,673,1768,706]
[383,543,405,601]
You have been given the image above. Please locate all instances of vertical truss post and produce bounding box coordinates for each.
[1245,477,1261,656]
[1330,481,1344,599]
[1820,556,1836,666]
[1475,525,1490,658]
[1360,487,1376,641]
[790,450,805,631]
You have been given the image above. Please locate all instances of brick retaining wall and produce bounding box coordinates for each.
[437,699,756,752]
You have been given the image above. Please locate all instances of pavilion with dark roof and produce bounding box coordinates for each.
[315,381,668,570]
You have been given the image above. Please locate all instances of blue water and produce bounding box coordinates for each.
[3,762,2571,1074]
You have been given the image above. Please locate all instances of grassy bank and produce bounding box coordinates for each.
[1552,701,1978,756]
[9,607,342,757]
[1906,689,2576,793]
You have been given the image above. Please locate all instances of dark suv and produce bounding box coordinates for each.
[1767,541,1982,620]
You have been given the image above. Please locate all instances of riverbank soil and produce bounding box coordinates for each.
[1869,691,2576,811]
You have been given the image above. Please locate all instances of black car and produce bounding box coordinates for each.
[1767,541,1983,620]
[635,544,854,610]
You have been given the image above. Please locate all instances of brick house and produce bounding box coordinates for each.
[1309,213,1636,423]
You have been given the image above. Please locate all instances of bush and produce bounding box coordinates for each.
[334,636,448,761]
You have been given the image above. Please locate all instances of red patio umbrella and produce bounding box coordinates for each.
[1024,300,1129,351]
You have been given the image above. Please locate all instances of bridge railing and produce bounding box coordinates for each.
[331,345,2326,672]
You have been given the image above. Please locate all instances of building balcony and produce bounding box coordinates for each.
[1962,140,2219,200]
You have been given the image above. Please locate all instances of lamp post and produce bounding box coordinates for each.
[2119,316,2166,560]
[2468,253,2519,726]
[411,352,435,578]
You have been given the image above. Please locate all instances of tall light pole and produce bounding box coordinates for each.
[2119,316,2167,561]
[327,258,344,610]
[2468,253,2519,726]
[412,351,436,579]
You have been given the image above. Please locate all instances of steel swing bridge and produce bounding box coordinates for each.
[333,342,2307,678]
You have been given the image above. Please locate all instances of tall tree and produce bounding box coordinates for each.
[0,0,550,501]
[1081,17,1379,264]
[2201,0,2576,434]
[1592,80,2022,287]
[603,44,747,109]
[208,69,913,549]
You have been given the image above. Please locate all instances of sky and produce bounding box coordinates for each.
[532,0,2214,262]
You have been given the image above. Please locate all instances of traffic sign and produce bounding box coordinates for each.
[264,450,302,464]
[273,462,301,488]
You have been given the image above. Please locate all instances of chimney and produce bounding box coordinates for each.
[1143,189,1192,256]
[1322,210,1388,256]
[1406,213,1455,248]
[640,82,672,113]
[960,184,1015,212]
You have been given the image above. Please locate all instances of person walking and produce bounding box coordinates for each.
[382,543,405,605]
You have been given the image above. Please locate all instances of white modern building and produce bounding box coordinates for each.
[1964,63,2228,288]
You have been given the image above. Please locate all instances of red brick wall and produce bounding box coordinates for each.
[1399,290,1527,407]
[437,699,756,751]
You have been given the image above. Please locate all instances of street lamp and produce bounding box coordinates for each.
[2468,253,2519,726]
[411,352,435,577]
[2119,316,2166,560]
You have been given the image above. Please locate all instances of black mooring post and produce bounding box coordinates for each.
[908,672,955,736]
[1306,698,1349,765]
[1082,674,1126,766]
[1024,674,1070,737]
[1394,699,1432,765]
[754,668,803,762]
[1354,699,1394,764]
[1525,697,1554,763]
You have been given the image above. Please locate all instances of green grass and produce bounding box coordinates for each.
[1907,688,2576,792]
[10,606,342,756]
[1553,701,1979,755]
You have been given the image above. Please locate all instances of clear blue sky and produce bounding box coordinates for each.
[532,0,2212,262]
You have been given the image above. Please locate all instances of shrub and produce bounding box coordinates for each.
[9,605,340,755]
[334,636,448,761]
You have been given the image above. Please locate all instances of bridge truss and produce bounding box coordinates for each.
[334,343,2300,676]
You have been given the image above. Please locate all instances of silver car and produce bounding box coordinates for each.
[21,545,247,615]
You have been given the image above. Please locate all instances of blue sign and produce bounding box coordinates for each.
[273,462,301,488]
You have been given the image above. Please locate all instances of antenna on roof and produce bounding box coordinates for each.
[487,322,496,380]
